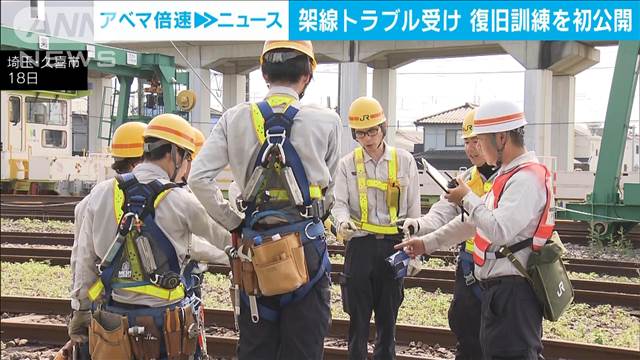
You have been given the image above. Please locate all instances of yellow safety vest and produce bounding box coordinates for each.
[462,167,493,253]
[250,95,322,200]
[87,180,185,302]
[352,146,400,235]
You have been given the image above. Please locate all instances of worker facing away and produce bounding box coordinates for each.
[188,40,342,359]
[401,109,499,360]
[396,100,554,360]
[331,96,421,360]
[68,113,231,360]
[67,121,149,359]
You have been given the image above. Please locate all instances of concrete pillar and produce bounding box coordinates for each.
[222,73,247,110]
[87,77,112,153]
[551,75,576,171]
[523,69,553,160]
[338,62,367,155]
[189,68,213,135]
[372,68,397,145]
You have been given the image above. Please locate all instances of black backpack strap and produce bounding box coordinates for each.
[487,238,533,260]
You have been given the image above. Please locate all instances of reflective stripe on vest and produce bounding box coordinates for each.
[250,95,322,200]
[463,167,493,254]
[88,280,185,302]
[89,181,176,302]
[353,146,400,235]
[473,162,554,266]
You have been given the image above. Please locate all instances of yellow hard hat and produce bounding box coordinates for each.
[462,109,477,139]
[111,122,147,158]
[192,127,205,158]
[260,40,317,71]
[348,96,386,130]
[144,114,195,153]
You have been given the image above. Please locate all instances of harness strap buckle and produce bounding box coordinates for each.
[265,128,286,144]
[236,198,247,212]
[464,272,476,286]
[300,205,313,219]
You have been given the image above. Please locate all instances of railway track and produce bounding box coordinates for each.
[0,244,638,308]
[1,195,82,221]
[2,194,639,244]
[1,296,638,360]
[2,231,638,277]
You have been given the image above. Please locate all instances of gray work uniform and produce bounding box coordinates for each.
[188,85,342,360]
[331,143,420,360]
[71,162,231,311]
[419,151,547,359]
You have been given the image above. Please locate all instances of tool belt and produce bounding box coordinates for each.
[89,298,202,360]
[228,219,330,323]
[231,220,325,297]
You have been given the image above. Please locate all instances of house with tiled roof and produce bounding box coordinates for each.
[413,103,477,170]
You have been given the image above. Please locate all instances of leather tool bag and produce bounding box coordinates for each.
[133,316,161,360]
[250,232,309,296]
[180,305,198,358]
[89,309,132,360]
[163,308,181,360]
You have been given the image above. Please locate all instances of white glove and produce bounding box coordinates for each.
[338,221,358,243]
[401,218,420,236]
[407,258,422,277]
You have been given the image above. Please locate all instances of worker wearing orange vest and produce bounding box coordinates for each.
[401,109,499,360]
[332,96,421,359]
[396,100,553,360]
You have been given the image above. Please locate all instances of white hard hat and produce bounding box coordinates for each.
[473,100,527,135]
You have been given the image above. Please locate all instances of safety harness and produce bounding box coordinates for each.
[237,96,331,322]
[473,162,554,266]
[456,166,494,299]
[88,174,198,304]
[352,146,400,235]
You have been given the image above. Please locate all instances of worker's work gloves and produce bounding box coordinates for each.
[407,258,422,277]
[399,218,420,237]
[68,310,91,343]
[338,221,358,243]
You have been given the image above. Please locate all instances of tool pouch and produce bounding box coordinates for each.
[89,309,132,360]
[386,181,400,214]
[181,306,198,357]
[134,316,161,360]
[337,272,350,314]
[163,308,182,360]
[241,259,260,296]
[251,232,309,296]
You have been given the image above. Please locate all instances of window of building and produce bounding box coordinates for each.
[9,96,21,125]
[445,129,464,147]
[42,129,67,148]
[26,97,67,125]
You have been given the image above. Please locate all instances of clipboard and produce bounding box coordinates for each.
[419,158,469,216]
[419,158,453,194]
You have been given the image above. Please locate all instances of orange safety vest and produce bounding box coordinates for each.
[473,162,554,266]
